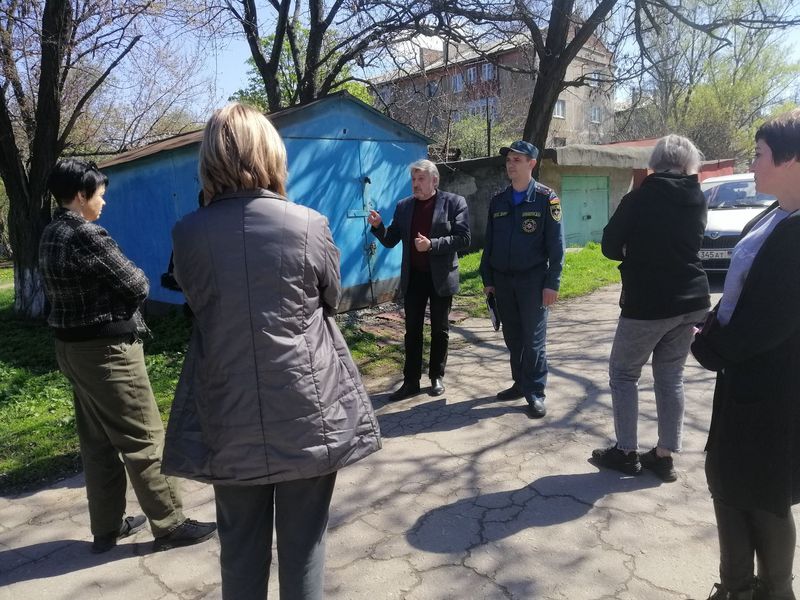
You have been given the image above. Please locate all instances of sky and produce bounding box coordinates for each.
[205,37,252,104]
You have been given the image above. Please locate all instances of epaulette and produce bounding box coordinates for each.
[533,182,554,197]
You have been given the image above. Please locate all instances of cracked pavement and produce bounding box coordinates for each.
[1,284,798,599]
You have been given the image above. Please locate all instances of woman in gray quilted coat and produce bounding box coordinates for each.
[163,102,381,600]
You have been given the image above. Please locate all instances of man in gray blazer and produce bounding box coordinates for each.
[368,159,471,401]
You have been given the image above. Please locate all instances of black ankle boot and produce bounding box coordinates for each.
[707,583,754,600]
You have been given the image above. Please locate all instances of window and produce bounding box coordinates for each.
[590,105,602,124]
[587,71,602,88]
[553,137,567,147]
[431,115,441,129]
[466,97,499,121]
[451,110,461,123]
[451,73,464,93]
[482,63,495,81]
[553,99,566,119]
[426,81,438,97]
[466,66,477,84]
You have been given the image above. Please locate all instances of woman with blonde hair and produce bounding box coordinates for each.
[163,102,381,599]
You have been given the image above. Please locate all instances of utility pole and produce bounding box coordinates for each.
[485,96,492,157]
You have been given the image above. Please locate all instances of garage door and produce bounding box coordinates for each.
[560,176,609,247]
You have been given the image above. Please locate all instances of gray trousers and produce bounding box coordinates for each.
[608,309,707,453]
[214,472,337,600]
[55,336,185,537]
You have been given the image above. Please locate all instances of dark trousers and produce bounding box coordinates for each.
[55,336,185,537]
[403,269,452,382]
[713,498,796,599]
[493,269,549,397]
[214,472,337,600]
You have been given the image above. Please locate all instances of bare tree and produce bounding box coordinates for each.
[427,0,800,158]
[197,0,431,112]
[0,1,212,318]
[614,1,800,163]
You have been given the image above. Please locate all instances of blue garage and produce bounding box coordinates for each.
[98,92,430,311]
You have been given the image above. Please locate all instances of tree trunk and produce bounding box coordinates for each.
[2,0,71,319]
[7,183,49,319]
[522,56,569,176]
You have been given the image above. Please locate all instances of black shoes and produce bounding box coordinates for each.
[153,518,217,552]
[640,448,678,482]
[430,378,445,396]
[389,380,421,401]
[525,393,546,418]
[92,515,216,553]
[591,445,642,476]
[705,577,770,600]
[706,583,754,600]
[496,384,524,400]
[92,514,147,553]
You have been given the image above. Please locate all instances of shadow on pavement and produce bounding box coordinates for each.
[0,539,157,586]
[407,469,662,553]
[376,395,528,438]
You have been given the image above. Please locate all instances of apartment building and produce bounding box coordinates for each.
[374,34,615,152]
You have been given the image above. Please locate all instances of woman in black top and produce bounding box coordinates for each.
[591,135,710,482]
[692,110,800,600]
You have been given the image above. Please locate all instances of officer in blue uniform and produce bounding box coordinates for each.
[480,140,565,418]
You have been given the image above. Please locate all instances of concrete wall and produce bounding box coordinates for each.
[437,155,506,251]
[437,155,636,249]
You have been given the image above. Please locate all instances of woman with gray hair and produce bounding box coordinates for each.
[591,134,710,482]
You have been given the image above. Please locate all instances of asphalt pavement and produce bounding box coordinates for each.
[1,283,797,600]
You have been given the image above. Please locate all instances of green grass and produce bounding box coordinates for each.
[337,322,407,378]
[0,244,619,491]
[455,243,621,319]
[0,283,193,491]
[560,242,621,298]
[0,267,12,285]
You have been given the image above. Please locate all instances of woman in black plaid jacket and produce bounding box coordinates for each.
[39,158,216,554]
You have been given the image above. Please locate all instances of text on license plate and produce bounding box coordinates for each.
[700,250,731,260]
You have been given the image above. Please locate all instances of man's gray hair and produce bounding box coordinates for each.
[648,135,703,175]
[409,159,440,183]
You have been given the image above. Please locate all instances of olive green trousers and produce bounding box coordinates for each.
[55,335,185,537]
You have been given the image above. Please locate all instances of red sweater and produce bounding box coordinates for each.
[410,193,436,272]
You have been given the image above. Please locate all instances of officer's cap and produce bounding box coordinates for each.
[499,140,539,160]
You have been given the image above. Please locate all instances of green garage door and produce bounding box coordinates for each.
[560,176,609,247]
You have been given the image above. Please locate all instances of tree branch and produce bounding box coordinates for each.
[58,34,142,149]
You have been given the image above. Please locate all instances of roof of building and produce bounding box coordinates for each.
[372,31,611,85]
[599,137,660,148]
[546,144,652,168]
[99,91,430,169]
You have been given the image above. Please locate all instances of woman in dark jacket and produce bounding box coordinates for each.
[692,110,800,600]
[163,103,381,600]
[592,135,710,481]
[39,159,216,554]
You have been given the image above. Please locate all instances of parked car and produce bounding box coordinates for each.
[699,173,776,272]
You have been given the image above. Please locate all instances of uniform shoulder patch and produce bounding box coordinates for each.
[550,202,562,222]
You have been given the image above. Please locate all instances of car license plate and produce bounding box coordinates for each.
[700,250,730,260]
